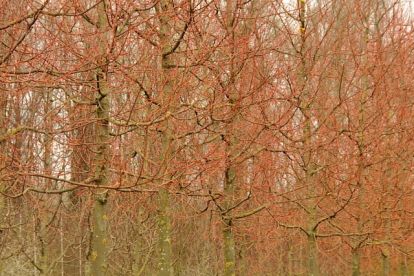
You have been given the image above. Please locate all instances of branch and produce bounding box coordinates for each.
[0,10,37,30]
[0,7,43,66]
[0,0,50,30]
[209,189,224,212]
[313,191,354,230]
[109,112,173,136]
[280,194,310,214]
[224,205,267,220]
[7,173,156,197]
[162,6,193,58]
[222,193,251,215]
[233,146,266,165]
[316,231,373,238]
[135,30,158,47]
[277,222,308,235]
[0,126,27,143]
[73,2,100,26]
[133,78,159,105]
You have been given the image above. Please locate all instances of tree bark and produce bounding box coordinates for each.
[223,166,236,276]
[156,1,175,275]
[91,1,110,275]
[352,249,361,276]
[223,1,238,275]
[298,1,320,275]
[307,232,319,276]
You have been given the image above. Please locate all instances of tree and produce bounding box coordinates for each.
[1,0,414,275]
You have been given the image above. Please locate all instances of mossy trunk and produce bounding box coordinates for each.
[400,256,408,276]
[222,1,238,275]
[90,90,109,275]
[91,194,108,276]
[382,248,390,276]
[308,232,319,276]
[307,208,319,276]
[352,250,361,276]
[223,219,236,276]
[91,1,110,275]
[0,94,7,276]
[157,189,173,276]
[239,243,247,276]
[223,166,236,276]
[298,1,320,275]
[156,1,175,275]
[39,92,53,276]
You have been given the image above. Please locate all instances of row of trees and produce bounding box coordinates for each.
[1,0,414,275]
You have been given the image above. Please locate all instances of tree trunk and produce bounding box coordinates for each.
[39,91,53,276]
[223,165,236,276]
[222,1,238,275]
[308,232,319,276]
[156,1,175,275]
[298,1,320,275]
[223,219,236,276]
[157,189,173,276]
[382,248,390,276]
[400,255,408,276]
[91,1,110,275]
[352,249,361,276]
[0,93,7,276]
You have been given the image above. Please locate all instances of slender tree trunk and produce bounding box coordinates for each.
[0,93,7,276]
[352,53,368,276]
[298,1,320,275]
[352,249,361,276]
[223,166,236,276]
[307,231,319,276]
[223,2,238,275]
[91,1,110,275]
[382,110,393,276]
[157,189,173,276]
[38,91,53,276]
[382,249,390,276]
[400,255,408,276]
[156,1,175,275]
[239,242,247,276]
[132,207,150,276]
